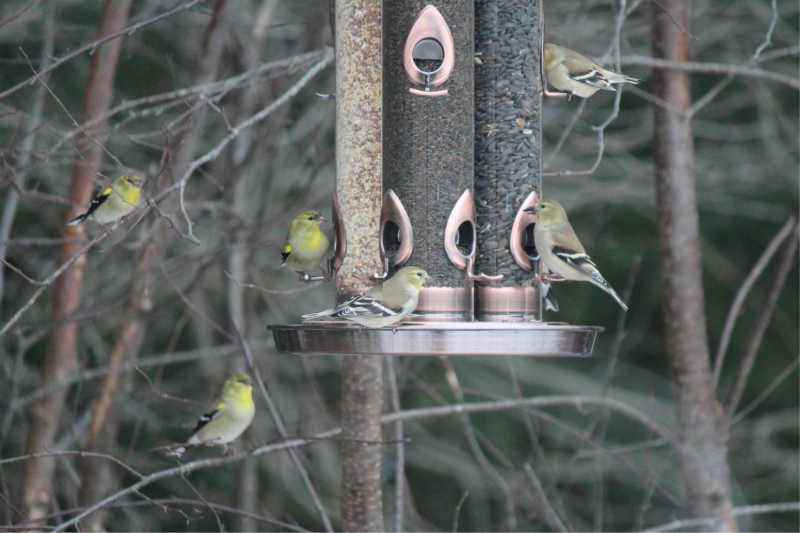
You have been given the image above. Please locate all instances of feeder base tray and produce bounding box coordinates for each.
[268,321,602,356]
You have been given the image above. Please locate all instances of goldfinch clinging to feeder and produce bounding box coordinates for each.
[167,374,255,457]
[544,43,639,99]
[281,210,331,281]
[527,199,628,311]
[68,174,142,229]
[302,266,432,329]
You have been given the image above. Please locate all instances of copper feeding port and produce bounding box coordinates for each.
[403,5,454,96]
[444,189,503,282]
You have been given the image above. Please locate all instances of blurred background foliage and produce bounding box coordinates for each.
[0,0,797,531]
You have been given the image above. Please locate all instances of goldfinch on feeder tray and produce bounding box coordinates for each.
[68,174,143,229]
[167,374,255,457]
[281,210,331,281]
[544,44,639,99]
[302,266,432,329]
[527,199,628,311]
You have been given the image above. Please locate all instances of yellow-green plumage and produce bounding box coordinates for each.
[168,374,255,457]
[281,210,330,275]
[69,174,142,226]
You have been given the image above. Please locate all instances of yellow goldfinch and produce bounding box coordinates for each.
[281,210,330,281]
[302,266,432,329]
[544,44,639,99]
[68,174,142,228]
[528,199,628,311]
[167,374,255,457]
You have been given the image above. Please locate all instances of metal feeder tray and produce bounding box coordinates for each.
[268,321,602,357]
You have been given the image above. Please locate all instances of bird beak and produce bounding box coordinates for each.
[523,206,538,215]
[318,216,328,225]
[424,273,433,282]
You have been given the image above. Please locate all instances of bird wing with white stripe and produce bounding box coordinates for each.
[552,245,607,284]
[566,67,615,91]
[302,294,412,321]
[552,245,628,311]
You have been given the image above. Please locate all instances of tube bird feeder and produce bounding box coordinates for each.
[270,1,601,356]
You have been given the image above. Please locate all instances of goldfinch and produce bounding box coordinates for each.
[167,374,255,457]
[528,199,628,311]
[281,210,330,281]
[302,266,432,329]
[544,44,639,99]
[68,174,142,228]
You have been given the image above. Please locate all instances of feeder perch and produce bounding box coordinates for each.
[269,0,602,357]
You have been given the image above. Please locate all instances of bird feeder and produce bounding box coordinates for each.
[269,1,601,356]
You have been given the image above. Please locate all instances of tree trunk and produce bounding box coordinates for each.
[651,1,737,530]
[18,0,134,523]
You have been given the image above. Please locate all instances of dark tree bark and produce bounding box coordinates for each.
[18,0,134,524]
[651,1,737,530]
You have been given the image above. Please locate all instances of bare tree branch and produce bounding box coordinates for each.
[0,0,209,102]
[712,216,797,387]
[723,222,798,418]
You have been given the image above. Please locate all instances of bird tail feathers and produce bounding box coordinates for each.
[302,308,336,320]
[68,214,88,226]
[606,287,629,311]
[607,72,640,85]
[165,446,186,457]
[542,282,559,312]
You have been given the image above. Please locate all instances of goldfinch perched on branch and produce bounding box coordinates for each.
[281,210,330,281]
[68,174,142,228]
[527,199,628,311]
[167,374,255,457]
[544,44,639,99]
[302,266,432,329]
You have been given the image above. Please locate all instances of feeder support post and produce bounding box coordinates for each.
[335,0,385,531]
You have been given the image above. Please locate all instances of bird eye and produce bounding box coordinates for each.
[308,216,314,221]
[416,272,422,277]
[540,205,547,209]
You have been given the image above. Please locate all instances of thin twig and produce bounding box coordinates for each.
[155,253,234,341]
[386,356,405,533]
[0,0,41,30]
[618,56,800,90]
[13,342,265,411]
[0,259,46,285]
[234,327,334,532]
[648,0,694,39]
[135,367,199,405]
[16,498,309,532]
[167,51,334,242]
[0,229,111,338]
[644,501,800,532]
[731,356,800,424]
[0,0,209,101]
[751,0,779,60]
[723,223,798,418]
[0,451,143,480]
[712,216,797,387]
[523,463,568,532]
[224,270,322,294]
[451,491,468,533]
